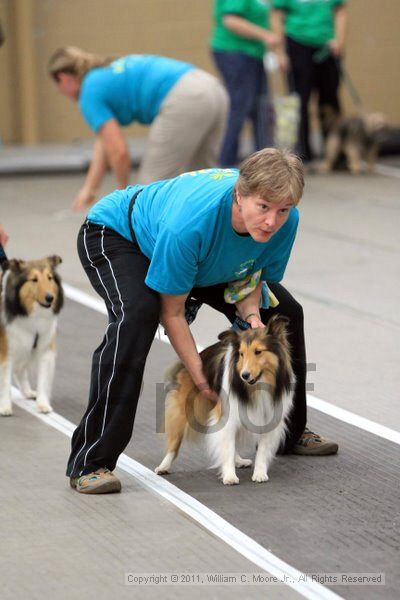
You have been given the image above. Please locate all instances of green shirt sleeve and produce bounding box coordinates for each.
[218,0,249,17]
[271,0,289,10]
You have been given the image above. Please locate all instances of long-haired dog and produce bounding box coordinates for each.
[319,111,387,175]
[156,315,294,485]
[0,256,64,416]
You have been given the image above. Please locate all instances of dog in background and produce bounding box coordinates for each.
[0,256,64,416]
[156,315,294,485]
[318,111,387,175]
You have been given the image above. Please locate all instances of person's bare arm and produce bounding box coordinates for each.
[223,14,280,48]
[160,293,217,400]
[99,118,131,189]
[235,281,265,329]
[270,9,290,71]
[329,4,347,57]
[72,137,108,211]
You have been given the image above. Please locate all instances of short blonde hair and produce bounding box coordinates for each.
[48,46,115,82]
[236,148,304,205]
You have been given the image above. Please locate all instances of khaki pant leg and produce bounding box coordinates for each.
[137,70,228,184]
[189,74,228,170]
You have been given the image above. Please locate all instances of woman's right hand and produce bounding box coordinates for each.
[263,31,281,50]
[196,382,219,403]
[72,186,97,212]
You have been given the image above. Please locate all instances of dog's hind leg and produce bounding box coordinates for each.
[235,454,252,468]
[155,434,184,475]
[36,345,55,413]
[344,142,362,175]
[155,398,186,475]
[318,133,341,173]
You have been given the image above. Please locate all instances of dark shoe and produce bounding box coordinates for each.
[70,468,121,494]
[292,428,338,456]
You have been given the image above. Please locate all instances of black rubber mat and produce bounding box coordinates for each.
[52,299,400,600]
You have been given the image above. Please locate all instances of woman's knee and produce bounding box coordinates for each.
[123,294,160,328]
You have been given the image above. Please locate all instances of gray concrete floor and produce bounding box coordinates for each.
[1,159,400,599]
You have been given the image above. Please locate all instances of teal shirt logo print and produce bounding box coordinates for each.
[234,260,256,280]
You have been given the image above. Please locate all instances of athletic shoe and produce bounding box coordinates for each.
[292,428,339,456]
[70,468,121,494]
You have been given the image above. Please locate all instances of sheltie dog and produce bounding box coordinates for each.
[156,315,294,485]
[319,111,387,175]
[0,256,64,416]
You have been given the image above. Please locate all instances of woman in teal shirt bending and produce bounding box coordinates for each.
[65,147,338,495]
[48,47,228,210]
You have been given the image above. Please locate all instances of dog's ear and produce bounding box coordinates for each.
[266,314,289,343]
[218,329,239,346]
[3,259,25,273]
[47,255,62,269]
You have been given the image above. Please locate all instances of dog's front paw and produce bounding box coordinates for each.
[222,473,239,485]
[0,405,13,417]
[155,466,169,475]
[37,403,53,414]
[24,389,37,400]
[252,471,269,483]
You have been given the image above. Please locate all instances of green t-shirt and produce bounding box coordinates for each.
[210,0,272,60]
[272,0,346,47]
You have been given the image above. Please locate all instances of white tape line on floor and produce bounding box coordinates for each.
[11,390,342,600]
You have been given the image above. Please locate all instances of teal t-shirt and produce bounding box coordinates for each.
[272,0,346,47]
[210,0,272,60]
[79,55,195,132]
[87,168,299,295]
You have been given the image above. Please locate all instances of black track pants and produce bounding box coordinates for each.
[67,223,307,477]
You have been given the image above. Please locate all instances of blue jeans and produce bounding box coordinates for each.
[213,50,271,167]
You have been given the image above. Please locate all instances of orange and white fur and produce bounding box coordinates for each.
[0,256,63,416]
[156,316,294,485]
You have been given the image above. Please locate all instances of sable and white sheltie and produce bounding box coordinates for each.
[0,256,64,416]
[156,315,294,485]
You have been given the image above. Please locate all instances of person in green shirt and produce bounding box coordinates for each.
[210,0,280,166]
[271,0,348,162]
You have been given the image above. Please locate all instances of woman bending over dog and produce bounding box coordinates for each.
[67,147,338,494]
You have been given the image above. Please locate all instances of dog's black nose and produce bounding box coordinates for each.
[45,293,54,303]
[241,371,250,381]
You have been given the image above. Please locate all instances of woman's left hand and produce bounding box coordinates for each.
[328,38,343,58]
[246,314,265,329]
